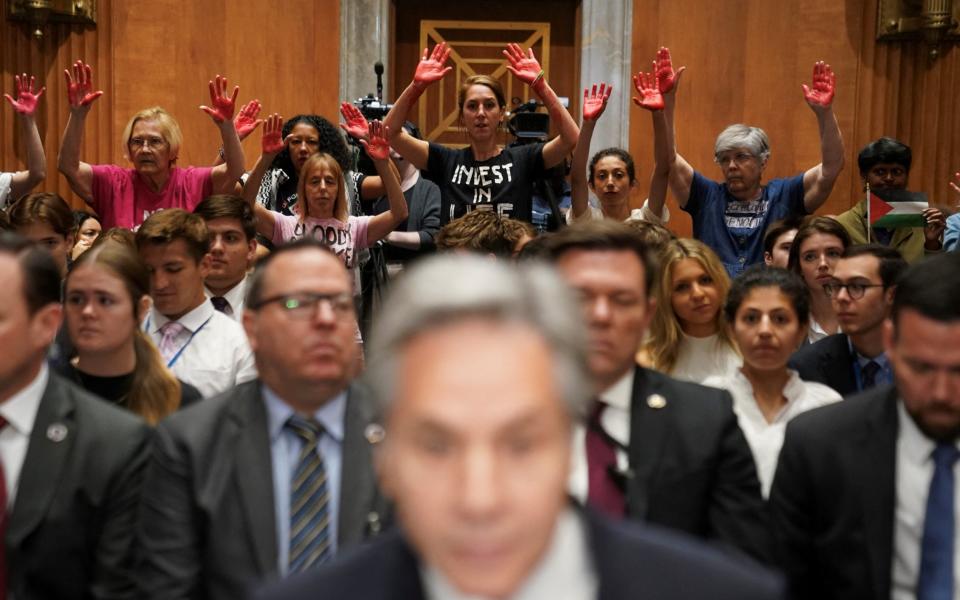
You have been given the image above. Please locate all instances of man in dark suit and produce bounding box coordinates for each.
[789,244,907,396]
[770,252,960,599]
[544,220,771,562]
[255,254,784,600]
[0,233,151,599]
[136,239,389,599]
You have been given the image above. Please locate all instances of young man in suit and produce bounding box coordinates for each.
[194,194,258,320]
[0,233,151,599]
[545,220,771,563]
[135,239,389,599]
[254,254,784,600]
[789,244,907,395]
[770,252,960,599]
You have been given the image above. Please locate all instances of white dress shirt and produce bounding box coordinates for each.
[0,363,49,508]
[144,300,257,398]
[421,508,597,600]
[670,333,741,385]
[704,368,841,497]
[204,276,247,322]
[892,401,960,600]
[568,369,633,503]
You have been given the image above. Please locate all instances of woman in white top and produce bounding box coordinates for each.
[642,238,740,381]
[787,216,851,344]
[705,266,841,497]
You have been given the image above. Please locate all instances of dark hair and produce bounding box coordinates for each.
[0,232,62,314]
[841,244,908,288]
[890,253,960,330]
[245,238,341,309]
[270,114,352,177]
[516,232,554,261]
[545,220,658,296]
[787,216,852,274]
[0,210,10,232]
[8,192,76,238]
[588,148,636,185]
[457,75,507,117]
[435,211,514,258]
[725,265,811,326]
[73,210,100,230]
[193,194,256,241]
[135,209,210,263]
[763,215,804,255]
[624,219,676,257]
[92,227,137,251]
[857,137,911,177]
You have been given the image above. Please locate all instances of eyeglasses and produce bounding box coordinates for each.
[823,281,885,299]
[715,152,755,166]
[128,136,167,149]
[252,292,354,319]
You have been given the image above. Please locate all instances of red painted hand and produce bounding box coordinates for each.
[503,43,543,86]
[655,47,685,94]
[802,61,835,109]
[63,60,103,110]
[360,120,391,161]
[234,99,263,140]
[261,113,285,155]
[200,75,240,123]
[632,70,664,111]
[4,73,45,116]
[414,43,452,90]
[582,83,612,121]
[340,101,370,139]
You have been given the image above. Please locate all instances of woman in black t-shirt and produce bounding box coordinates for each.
[383,42,579,224]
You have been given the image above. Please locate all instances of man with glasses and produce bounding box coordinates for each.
[790,244,908,396]
[136,239,389,599]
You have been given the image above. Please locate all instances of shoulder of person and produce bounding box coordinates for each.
[46,372,151,448]
[157,379,260,438]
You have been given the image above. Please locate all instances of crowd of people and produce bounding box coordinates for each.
[1,42,960,600]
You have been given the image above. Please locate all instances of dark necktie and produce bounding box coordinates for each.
[0,416,8,600]
[285,415,332,572]
[585,401,625,518]
[861,360,881,390]
[210,296,230,313]
[918,442,960,600]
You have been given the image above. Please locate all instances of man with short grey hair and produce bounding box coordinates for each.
[255,254,783,600]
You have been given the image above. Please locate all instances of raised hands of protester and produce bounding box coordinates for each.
[655,47,685,95]
[4,73,45,116]
[63,60,103,113]
[340,102,370,139]
[234,99,263,140]
[632,70,664,111]
[261,113,285,156]
[503,43,545,89]
[801,61,836,112]
[200,75,240,124]
[359,120,391,161]
[413,42,452,91]
[922,207,947,243]
[582,83,612,121]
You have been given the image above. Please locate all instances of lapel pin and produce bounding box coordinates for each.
[364,423,385,445]
[646,394,667,409]
[46,422,68,442]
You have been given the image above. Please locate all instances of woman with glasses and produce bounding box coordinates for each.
[787,216,851,344]
[57,60,246,230]
[705,266,840,497]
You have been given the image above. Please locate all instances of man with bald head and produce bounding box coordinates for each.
[136,239,389,599]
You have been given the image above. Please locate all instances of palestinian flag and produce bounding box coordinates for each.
[868,189,928,229]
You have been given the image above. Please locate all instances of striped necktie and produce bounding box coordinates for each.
[285,415,332,572]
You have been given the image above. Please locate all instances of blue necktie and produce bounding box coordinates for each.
[918,443,960,600]
[286,415,332,572]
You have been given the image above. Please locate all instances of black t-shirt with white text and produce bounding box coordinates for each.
[426,142,545,224]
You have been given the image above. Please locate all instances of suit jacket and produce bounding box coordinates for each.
[6,372,152,600]
[768,385,898,600]
[625,366,771,562]
[135,379,390,600]
[788,333,858,396]
[252,509,784,600]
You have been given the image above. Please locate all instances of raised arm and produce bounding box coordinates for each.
[503,43,579,169]
[201,75,246,193]
[569,83,612,220]
[383,43,452,171]
[340,102,394,201]
[653,48,694,209]
[800,61,844,212]
[3,74,47,199]
[363,121,408,244]
[213,99,262,166]
[242,113,283,239]
[632,67,672,220]
[58,60,103,203]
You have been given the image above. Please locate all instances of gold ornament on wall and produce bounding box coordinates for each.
[878,0,959,60]
[7,0,96,41]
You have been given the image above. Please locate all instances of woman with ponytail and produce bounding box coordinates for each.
[62,239,199,423]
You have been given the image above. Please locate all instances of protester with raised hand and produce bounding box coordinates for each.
[212,98,262,165]
[57,60,246,229]
[2,73,46,206]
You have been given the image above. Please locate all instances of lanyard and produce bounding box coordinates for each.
[145,315,213,368]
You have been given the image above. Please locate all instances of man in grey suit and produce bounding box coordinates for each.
[136,238,389,599]
[0,233,151,599]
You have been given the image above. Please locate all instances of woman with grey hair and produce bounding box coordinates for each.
[653,49,844,277]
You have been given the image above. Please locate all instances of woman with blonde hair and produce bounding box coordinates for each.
[643,238,740,382]
[62,240,199,423]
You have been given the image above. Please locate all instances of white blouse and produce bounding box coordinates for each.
[670,332,741,385]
